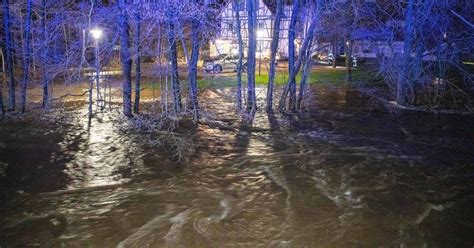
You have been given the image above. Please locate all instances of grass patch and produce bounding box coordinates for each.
[198,67,376,89]
[139,66,379,91]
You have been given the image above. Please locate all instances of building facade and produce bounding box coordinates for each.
[211,0,405,60]
[210,0,295,59]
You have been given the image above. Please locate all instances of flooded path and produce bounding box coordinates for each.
[1,85,473,247]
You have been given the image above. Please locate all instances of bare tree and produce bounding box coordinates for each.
[118,0,133,117]
[279,0,320,112]
[245,0,257,119]
[398,0,414,105]
[297,38,313,109]
[166,7,182,113]
[133,11,141,114]
[450,9,474,29]
[188,14,201,121]
[18,0,32,113]
[369,0,473,110]
[233,0,244,111]
[2,0,15,111]
[286,0,301,111]
[266,0,283,112]
[40,0,49,109]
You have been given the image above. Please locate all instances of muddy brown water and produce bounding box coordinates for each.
[0,85,473,247]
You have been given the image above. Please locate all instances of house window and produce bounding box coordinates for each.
[227,23,234,33]
[258,21,264,29]
[232,0,245,11]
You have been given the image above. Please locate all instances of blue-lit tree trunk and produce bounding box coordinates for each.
[278,0,300,111]
[266,0,283,112]
[167,12,182,113]
[41,0,49,109]
[233,0,243,111]
[2,0,15,111]
[288,0,301,111]
[19,0,32,113]
[133,12,141,114]
[398,0,414,106]
[246,0,257,119]
[188,20,200,121]
[297,39,313,110]
[279,1,319,112]
[118,0,132,117]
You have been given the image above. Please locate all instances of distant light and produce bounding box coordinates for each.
[90,28,103,40]
[443,33,447,39]
[257,29,265,39]
[346,41,350,46]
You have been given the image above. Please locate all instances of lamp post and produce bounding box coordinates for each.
[345,40,352,81]
[257,29,265,76]
[90,28,103,110]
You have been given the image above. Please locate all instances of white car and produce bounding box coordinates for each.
[203,54,247,73]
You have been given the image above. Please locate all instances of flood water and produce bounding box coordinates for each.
[1,85,473,247]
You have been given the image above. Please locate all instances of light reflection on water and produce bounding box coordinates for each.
[56,109,148,189]
[0,85,473,247]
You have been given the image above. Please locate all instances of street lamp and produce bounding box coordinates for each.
[257,29,265,76]
[90,28,103,40]
[90,28,103,110]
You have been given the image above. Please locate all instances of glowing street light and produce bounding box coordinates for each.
[90,28,103,40]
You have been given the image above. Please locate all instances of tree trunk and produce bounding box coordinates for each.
[332,41,337,68]
[133,12,141,114]
[279,1,319,111]
[297,40,313,109]
[398,0,414,106]
[0,48,4,116]
[3,0,15,111]
[278,0,301,111]
[20,0,33,113]
[118,0,132,117]
[266,0,283,112]
[246,0,257,118]
[234,0,243,111]
[411,44,424,104]
[188,20,200,121]
[84,3,94,119]
[167,14,182,113]
[41,0,49,109]
[287,0,301,111]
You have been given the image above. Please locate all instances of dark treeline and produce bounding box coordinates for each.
[0,0,473,121]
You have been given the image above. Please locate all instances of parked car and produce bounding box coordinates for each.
[312,51,331,62]
[203,54,247,73]
[314,53,357,67]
